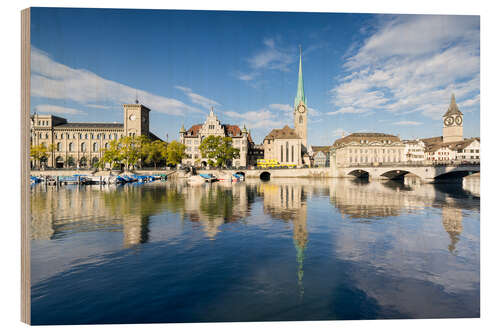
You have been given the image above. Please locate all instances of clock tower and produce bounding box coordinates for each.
[293,46,308,149]
[442,94,463,143]
[124,101,150,137]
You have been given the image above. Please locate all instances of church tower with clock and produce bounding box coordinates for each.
[293,46,308,150]
[124,100,151,137]
[442,94,463,143]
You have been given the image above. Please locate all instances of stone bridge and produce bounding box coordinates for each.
[227,164,479,183]
[337,164,480,183]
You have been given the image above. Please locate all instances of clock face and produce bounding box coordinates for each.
[455,116,463,125]
[298,105,306,113]
[444,116,454,126]
[129,114,136,121]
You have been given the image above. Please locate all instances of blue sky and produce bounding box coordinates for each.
[30,8,480,145]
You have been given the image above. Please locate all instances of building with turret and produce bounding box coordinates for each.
[179,108,254,168]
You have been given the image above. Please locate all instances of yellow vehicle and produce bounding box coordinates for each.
[257,159,296,168]
[257,159,279,168]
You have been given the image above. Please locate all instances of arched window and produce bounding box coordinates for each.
[57,142,62,152]
[93,142,98,152]
[81,142,86,152]
[105,143,109,150]
[85,133,88,139]
[79,133,82,139]
[286,142,289,162]
[69,142,73,152]
[299,115,303,124]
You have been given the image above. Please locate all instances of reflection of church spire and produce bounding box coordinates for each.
[442,206,463,254]
[293,204,308,300]
[294,239,306,300]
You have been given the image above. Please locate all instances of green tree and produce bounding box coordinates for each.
[199,135,239,167]
[145,140,167,168]
[30,144,48,168]
[66,156,75,168]
[136,135,152,168]
[119,136,141,170]
[163,140,186,166]
[99,139,121,169]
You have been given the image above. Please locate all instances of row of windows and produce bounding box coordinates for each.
[35,132,122,140]
[458,149,480,153]
[349,148,402,154]
[350,156,401,163]
[55,142,109,152]
[280,142,296,163]
[37,120,49,126]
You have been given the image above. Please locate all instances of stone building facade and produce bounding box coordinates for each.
[330,133,405,168]
[30,102,162,169]
[179,108,254,168]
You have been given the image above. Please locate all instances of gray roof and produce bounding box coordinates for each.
[54,122,124,129]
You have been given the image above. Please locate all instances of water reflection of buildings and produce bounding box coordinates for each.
[258,181,308,298]
[31,185,160,247]
[180,182,250,239]
[328,178,477,253]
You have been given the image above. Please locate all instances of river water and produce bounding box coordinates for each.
[30,177,480,324]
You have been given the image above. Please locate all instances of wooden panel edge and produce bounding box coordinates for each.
[21,7,31,325]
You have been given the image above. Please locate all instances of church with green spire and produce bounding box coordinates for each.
[263,46,310,167]
[293,45,308,150]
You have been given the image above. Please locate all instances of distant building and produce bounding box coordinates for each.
[330,133,405,168]
[30,102,162,169]
[264,47,309,166]
[311,146,330,167]
[420,94,479,163]
[179,108,254,168]
[402,140,426,163]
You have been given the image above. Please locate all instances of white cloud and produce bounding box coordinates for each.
[224,108,286,130]
[327,107,366,115]
[34,104,87,115]
[85,104,113,110]
[31,48,203,116]
[248,37,294,71]
[392,121,422,126]
[269,103,292,112]
[330,15,480,121]
[175,86,220,110]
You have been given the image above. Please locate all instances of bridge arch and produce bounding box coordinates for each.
[379,169,416,180]
[259,171,271,181]
[434,169,480,181]
[347,169,369,179]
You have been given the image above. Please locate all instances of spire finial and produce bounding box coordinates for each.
[135,90,139,104]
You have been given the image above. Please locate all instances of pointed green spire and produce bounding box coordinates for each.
[294,45,307,109]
